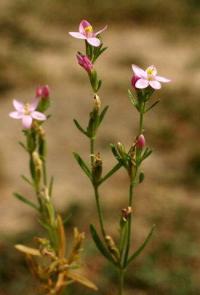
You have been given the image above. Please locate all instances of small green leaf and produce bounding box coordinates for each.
[49,176,54,197]
[90,225,117,265]
[21,175,33,186]
[127,224,155,265]
[18,141,27,151]
[14,193,39,211]
[63,213,72,225]
[73,119,88,136]
[139,172,145,183]
[98,105,109,127]
[142,148,152,160]
[128,89,138,107]
[73,153,92,181]
[145,100,160,113]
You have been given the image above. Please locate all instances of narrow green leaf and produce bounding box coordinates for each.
[128,89,138,107]
[49,176,54,197]
[127,225,155,265]
[73,119,88,136]
[98,105,109,127]
[14,193,39,211]
[73,153,92,181]
[90,225,117,265]
[145,100,160,113]
[63,213,72,225]
[18,141,27,151]
[142,148,152,160]
[139,172,145,184]
[21,175,33,186]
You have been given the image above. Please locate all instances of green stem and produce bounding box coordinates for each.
[90,137,95,166]
[139,102,145,134]
[94,185,106,238]
[119,268,125,295]
[123,104,144,266]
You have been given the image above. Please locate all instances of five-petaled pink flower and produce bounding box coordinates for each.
[132,65,170,90]
[76,53,93,72]
[9,99,46,129]
[69,19,107,47]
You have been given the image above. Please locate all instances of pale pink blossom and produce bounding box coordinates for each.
[36,85,50,98]
[9,99,46,129]
[76,53,93,72]
[132,65,170,90]
[136,134,146,149]
[69,19,107,47]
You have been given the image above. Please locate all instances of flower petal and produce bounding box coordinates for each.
[95,25,108,36]
[22,115,32,129]
[32,111,46,121]
[135,78,149,89]
[13,99,24,111]
[29,98,40,111]
[87,37,101,47]
[79,20,92,34]
[69,32,86,39]
[9,111,23,119]
[156,75,171,83]
[132,65,146,78]
[149,80,161,89]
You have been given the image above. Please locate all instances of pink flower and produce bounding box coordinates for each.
[9,99,46,129]
[132,65,170,90]
[76,53,93,72]
[36,85,50,98]
[69,19,107,47]
[136,134,146,149]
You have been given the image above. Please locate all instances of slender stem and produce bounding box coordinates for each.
[123,104,144,266]
[42,158,47,186]
[119,268,125,295]
[90,137,95,166]
[94,185,106,238]
[139,102,145,134]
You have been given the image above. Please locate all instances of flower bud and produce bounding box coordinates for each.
[131,75,140,89]
[105,235,120,260]
[116,142,126,158]
[121,206,132,222]
[93,94,101,111]
[76,53,93,73]
[136,134,146,149]
[92,153,103,183]
[36,85,50,99]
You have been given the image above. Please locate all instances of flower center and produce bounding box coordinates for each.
[84,25,93,37]
[24,103,31,115]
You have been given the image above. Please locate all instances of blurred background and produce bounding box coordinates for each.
[0,0,200,294]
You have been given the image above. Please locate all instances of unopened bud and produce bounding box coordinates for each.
[121,206,132,222]
[136,134,146,149]
[116,142,126,158]
[32,151,42,172]
[76,52,93,73]
[92,152,103,182]
[36,85,50,99]
[105,235,120,260]
[93,94,101,111]
[131,75,140,89]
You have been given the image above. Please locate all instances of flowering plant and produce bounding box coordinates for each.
[69,19,170,295]
[9,19,170,295]
[9,88,97,294]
